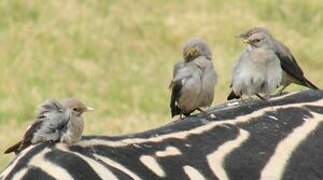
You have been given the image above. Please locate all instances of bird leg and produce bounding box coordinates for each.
[277,84,289,95]
[239,91,245,104]
[239,95,246,104]
[256,93,274,108]
[256,94,268,101]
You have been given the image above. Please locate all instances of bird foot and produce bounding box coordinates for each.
[209,113,216,119]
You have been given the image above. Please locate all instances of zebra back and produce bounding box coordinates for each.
[1,90,323,180]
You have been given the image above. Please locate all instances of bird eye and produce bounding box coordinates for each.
[254,39,260,43]
[73,108,79,112]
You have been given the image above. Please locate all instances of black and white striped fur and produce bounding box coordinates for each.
[1,90,323,180]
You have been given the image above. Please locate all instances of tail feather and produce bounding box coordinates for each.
[227,91,241,100]
[304,78,319,90]
[170,81,183,117]
[4,141,22,154]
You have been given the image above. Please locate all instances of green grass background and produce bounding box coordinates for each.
[1,0,322,170]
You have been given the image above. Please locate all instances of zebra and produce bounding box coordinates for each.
[1,90,323,180]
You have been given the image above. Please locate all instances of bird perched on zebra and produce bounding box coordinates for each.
[236,27,319,96]
[169,38,217,118]
[227,30,282,101]
[4,98,94,154]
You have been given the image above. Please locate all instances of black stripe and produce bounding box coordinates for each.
[83,90,323,142]
[69,146,135,180]
[3,143,47,180]
[282,122,323,180]
[81,124,239,179]
[224,107,312,180]
[44,149,103,180]
[22,166,55,180]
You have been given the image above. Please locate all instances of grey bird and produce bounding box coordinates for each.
[4,98,93,154]
[169,38,217,118]
[236,27,319,95]
[227,31,282,100]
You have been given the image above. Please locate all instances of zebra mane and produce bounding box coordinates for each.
[1,90,323,180]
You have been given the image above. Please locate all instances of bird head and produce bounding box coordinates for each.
[62,98,94,117]
[237,27,270,39]
[243,32,273,48]
[183,38,212,62]
[237,27,273,48]
[183,47,200,62]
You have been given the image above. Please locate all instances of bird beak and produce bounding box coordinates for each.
[86,106,95,111]
[242,39,251,44]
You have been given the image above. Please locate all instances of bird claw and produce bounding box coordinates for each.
[209,113,216,119]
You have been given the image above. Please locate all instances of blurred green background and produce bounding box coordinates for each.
[0,0,322,169]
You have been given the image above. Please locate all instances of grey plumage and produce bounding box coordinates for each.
[60,98,93,145]
[228,31,282,100]
[170,39,217,117]
[237,27,319,94]
[4,98,92,154]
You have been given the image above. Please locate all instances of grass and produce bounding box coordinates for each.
[1,0,323,170]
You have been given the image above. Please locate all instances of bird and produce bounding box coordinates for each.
[236,27,319,95]
[4,98,93,154]
[227,31,282,101]
[169,38,217,118]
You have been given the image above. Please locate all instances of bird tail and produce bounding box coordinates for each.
[170,82,182,117]
[304,78,319,90]
[227,91,241,100]
[4,141,22,154]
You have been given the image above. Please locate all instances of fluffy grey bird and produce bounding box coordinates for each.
[237,27,319,95]
[4,98,93,154]
[170,38,217,118]
[227,31,282,100]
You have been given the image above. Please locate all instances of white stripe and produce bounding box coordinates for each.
[56,144,118,180]
[207,129,250,180]
[1,145,35,179]
[139,155,166,177]
[28,148,74,180]
[94,154,142,180]
[183,165,207,180]
[270,92,298,101]
[155,146,182,157]
[11,168,28,180]
[78,99,323,149]
[261,112,323,180]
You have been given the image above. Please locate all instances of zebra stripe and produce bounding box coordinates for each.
[183,165,207,180]
[1,90,323,180]
[261,112,323,179]
[207,129,249,180]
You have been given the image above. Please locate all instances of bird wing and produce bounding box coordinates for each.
[274,40,318,89]
[4,100,70,154]
[170,62,203,117]
[169,62,195,117]
[170,62,188,116]
[194,56,217,107]
[169,61,185,89]
[274,40,304,81]
[24,100,70,143]
[3,119,44,154]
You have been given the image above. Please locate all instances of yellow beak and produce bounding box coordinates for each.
[86,106,95,111]
[242,39,250,44]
